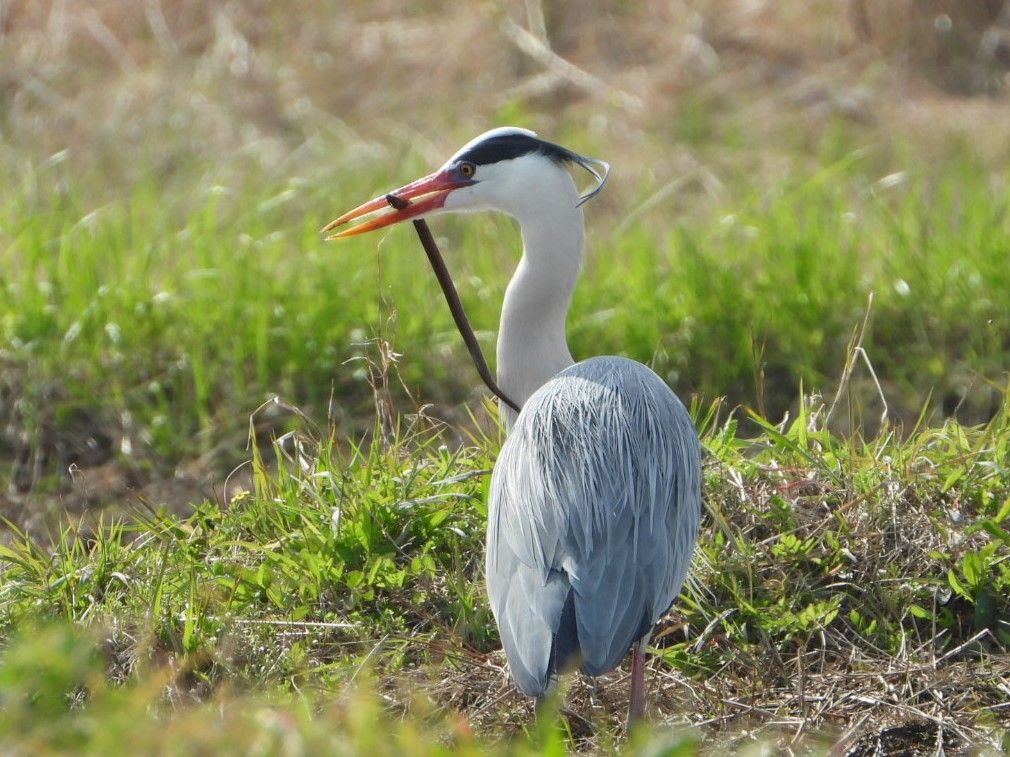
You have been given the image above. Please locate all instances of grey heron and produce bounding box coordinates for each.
[324,127,701,724]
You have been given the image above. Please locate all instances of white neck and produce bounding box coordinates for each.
[496,190,584,429]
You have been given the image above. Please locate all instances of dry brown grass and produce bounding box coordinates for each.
[4,0,1010,207]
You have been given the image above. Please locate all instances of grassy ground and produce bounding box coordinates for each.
[1,397,1009,753]
[2,1,1010,753]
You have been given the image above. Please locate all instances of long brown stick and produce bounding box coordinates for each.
[385,194,521,414]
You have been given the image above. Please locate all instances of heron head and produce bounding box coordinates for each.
[322,127,608,239]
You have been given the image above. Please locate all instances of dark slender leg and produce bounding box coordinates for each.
[628,641,647,725]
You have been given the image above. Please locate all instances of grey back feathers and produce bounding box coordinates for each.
[485,355,701,696]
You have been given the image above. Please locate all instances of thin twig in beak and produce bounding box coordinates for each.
[386,193,521,414]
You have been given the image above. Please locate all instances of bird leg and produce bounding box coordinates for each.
[628,640,647,726]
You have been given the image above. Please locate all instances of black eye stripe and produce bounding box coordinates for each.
[455,134,575,167]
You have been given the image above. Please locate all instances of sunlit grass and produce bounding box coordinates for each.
[3,147,1009,479]
[0,393,1008,751]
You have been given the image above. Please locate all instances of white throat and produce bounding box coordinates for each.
[495,179,584,429]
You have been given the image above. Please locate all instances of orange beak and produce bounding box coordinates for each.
[322,169,471,240]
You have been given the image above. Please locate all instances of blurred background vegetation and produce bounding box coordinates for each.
[1,0,1009,532]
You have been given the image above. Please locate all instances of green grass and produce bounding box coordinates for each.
[0,395,1008,752]
[0,627,704,757]
[3,147,1009,478]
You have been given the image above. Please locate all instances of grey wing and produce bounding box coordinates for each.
[485,356,700,696]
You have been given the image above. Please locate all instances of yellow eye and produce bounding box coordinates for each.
[459,162,476,178]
